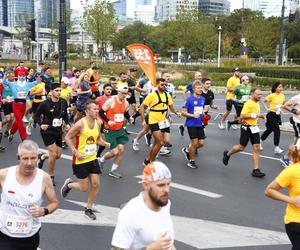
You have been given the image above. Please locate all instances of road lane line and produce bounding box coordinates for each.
[134,175,223,198]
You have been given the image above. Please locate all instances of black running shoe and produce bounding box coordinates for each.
[38,152,46,169]
[182,147,190,161]
[62,141,68,149]
[109,170,122,179]
[61,178,73,198]
[8,131,13,142]
[4,130,9,137]
[187,160,198,169]
[251,169,266,178]
[0,146,6,152]
[179,125,184,136]
[222,150,230,166]
[144,133,152,146]
[84,208,96,220]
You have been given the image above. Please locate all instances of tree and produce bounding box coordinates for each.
[81,0,117,54]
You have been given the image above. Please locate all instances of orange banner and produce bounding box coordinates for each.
[126,44,156,87]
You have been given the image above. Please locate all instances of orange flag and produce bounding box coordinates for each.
[126,44,156,87]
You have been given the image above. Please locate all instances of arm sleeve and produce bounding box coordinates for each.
[34,102,45,125]
[62,100,69,125]
[99,109,109,123]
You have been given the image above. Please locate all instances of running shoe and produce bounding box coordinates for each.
[22,116,29,123]
[84,208,96,220]
[143,159,150,167]
[132,138,139,151]
[274,147,284,155]
[159,146,171,156]
[222,150,230,166]
[124,127,131,135]
[280,156,290,168]
[179,125,185,136]
[226,121,231,131]
[109,170,122,179]
[26,125,32,136]
[251,169,266,178]
[231,124,238,130]
[0,146,6,151]
[8,131,13,142]
[61,178,73,198]
[260,143,264,151]
[38,152,47,169]
[164,143,172,148]
[187,160,198,169]
[218,122,225,130]
[144,133,152,146]
[182,147,190,161]
[4,130,9,137]
[62,141,68,149]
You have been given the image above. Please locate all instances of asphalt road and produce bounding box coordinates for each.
[0,92,297,250]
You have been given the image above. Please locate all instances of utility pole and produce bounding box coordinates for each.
[278,0,285,65]
[36,15,39,68]
[58,0,67,81]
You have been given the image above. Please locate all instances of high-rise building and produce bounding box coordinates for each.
[199,0,231,15]
[0,0,34,27]
[156,0,198,22]
[39,0,70,29]
[244,0,300,17]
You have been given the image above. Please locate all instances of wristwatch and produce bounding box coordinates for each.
[43,207,49,216]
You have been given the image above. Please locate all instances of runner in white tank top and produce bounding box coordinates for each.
[0,140,58,250]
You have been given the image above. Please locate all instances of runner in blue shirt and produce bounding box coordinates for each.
[181,80,206,169]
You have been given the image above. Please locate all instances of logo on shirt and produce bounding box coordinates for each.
[86,136,96,145]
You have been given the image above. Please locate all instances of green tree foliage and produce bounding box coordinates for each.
[81,0,117,52]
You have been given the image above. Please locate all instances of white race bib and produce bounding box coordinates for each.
[250,125,260,134]
[158,119,170,129]
[6,96,13,102]
[114,114,124,122]
[84,144,97,156]
[17,91,26,99]
[42,96,47,101]
[52,118,62,127]
[5,214,33,234]
[275,104,282,115]
[194,106,203,115]
[241,95,250,103]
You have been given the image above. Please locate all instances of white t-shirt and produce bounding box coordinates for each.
[290,94,300,123]
[111,192,174,250]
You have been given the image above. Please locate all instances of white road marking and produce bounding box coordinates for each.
[135,175,222,198]
[239,151,280,161]
[41,200,290,249]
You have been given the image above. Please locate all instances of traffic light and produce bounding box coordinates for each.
[27,19,36,41]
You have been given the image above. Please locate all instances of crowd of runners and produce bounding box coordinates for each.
[0,61,300,249]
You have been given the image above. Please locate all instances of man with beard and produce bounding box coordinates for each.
[34,83,70,186]
[111,161,175,250]
[222,87,266,178]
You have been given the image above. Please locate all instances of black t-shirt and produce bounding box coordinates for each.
[34,98,69,133]
[201,90,214,106]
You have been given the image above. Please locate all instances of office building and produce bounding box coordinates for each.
[0,0,34,27]
[199,0,230,15]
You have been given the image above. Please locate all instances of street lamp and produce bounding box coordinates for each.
[217,26,222,68]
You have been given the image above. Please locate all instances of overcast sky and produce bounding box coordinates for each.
[71,0,242,11]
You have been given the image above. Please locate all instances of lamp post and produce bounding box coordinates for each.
[217,26,222,68]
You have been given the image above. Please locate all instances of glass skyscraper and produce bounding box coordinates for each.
[0,0,34,27]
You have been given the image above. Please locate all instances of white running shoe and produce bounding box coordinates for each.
[274,146,284,155]
[218,122,225,129]
[22,116,29,123]
[260,144,263,151]
[231,124,238,130]
[26,125,32,136]
[132,139,139,151]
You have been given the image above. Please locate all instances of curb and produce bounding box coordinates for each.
[280,122,294,133]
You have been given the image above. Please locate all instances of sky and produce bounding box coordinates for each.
[71,0,243,11]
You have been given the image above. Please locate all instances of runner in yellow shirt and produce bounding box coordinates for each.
[261,82,285,154]
[219,67,241,129]
[222,87,266,178]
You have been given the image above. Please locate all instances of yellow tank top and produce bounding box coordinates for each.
[73,118,99,165]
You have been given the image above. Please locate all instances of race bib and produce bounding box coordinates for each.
[6,96,13,102]
[241,95,249,103]
[275,104,282,115]
[17,91,26,99]
[250,126,260,134]
[85,144,97,156]
[52,118,62,127]
[114,114,124,122]
[194,106,203,115]
[158,119,170,129]
[6,215,33,234]
[42,96,47,101]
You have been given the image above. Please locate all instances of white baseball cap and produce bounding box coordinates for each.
[140,161,172,183]
[61,77,70,84]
